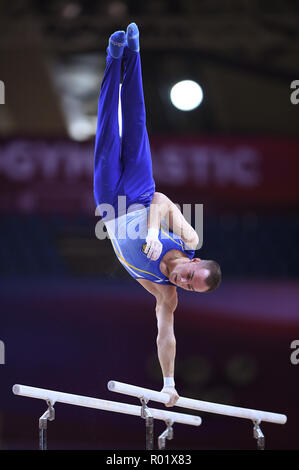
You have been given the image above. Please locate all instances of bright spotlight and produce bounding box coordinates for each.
[170,80,203,111]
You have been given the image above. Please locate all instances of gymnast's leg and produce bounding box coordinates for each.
[119,23,156,211]
[93,31,126,215]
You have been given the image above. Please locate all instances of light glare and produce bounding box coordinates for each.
[170,80,203,111]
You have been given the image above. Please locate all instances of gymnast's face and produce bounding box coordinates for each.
[169,258,210,292]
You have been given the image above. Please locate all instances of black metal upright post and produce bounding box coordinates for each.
[253,420,265,450]
[158,420,173,450]
[140,397,154,450]
[38,400,55,450]
[39,425,47,450]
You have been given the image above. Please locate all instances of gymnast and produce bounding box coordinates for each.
[94,23,221,407]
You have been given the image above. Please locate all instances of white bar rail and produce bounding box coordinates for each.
[107,381,287,425]
[12,384,201,427]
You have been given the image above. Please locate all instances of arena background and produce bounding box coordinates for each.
[0,0,298,450]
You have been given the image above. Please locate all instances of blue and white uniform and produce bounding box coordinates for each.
[94,46,194,284]
[105,208,195,285]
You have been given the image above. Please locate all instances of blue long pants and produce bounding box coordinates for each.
[94,47,156,219]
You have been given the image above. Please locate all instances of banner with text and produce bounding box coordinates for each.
[0,136,298,213]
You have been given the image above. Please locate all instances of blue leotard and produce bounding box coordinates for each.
[105,208,195,284]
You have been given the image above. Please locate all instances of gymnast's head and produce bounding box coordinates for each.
[169,258,221,293]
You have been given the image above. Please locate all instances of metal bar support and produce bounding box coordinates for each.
[253,420,265,450]
[140,397,154,450]
[38,400,55,450]
[158,419,174,450]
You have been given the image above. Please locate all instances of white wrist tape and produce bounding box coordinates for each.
[163,377,175,387]
[146,227,159,241]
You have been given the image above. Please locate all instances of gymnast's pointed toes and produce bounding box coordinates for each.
[126,22,140,52]
[108,30,126,59]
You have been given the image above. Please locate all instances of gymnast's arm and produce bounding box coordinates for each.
[136,279,179,407]
[147,192,199,250]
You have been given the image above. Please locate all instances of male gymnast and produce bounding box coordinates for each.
[94,23,221,407]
